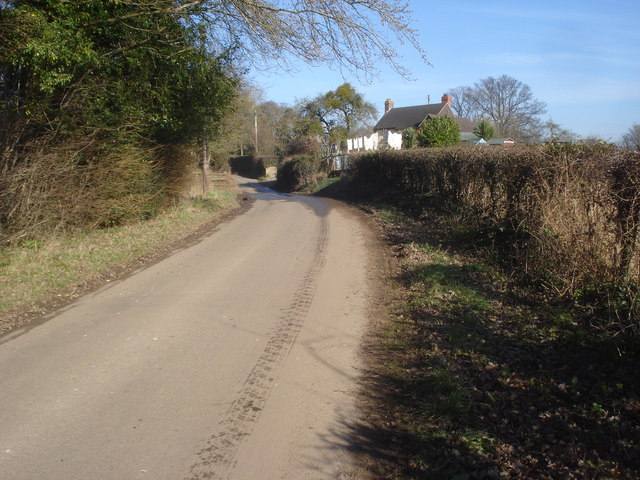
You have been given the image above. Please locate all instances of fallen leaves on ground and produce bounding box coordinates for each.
[359,205,640,480]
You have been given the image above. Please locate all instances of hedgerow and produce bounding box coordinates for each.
[276,155,325,192]
[348,144,640,337]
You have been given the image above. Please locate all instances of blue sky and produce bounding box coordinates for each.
[249,0,640,141]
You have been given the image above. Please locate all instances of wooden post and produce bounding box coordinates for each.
[201,138,210,195]
[254,110,259,154]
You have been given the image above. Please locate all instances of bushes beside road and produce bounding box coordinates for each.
[348,144,640,338]
[344,144,640,478]
[275,155,326,192]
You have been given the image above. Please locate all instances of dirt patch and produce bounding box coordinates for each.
[345,210,416,479]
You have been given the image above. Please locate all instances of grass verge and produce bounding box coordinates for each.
[297,175,341,194]
[352,200,640,479]
[0,190,239,334]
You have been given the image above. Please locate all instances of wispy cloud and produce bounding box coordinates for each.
[480,50,639,69]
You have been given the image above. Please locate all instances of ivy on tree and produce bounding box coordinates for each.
[300,83,377,147]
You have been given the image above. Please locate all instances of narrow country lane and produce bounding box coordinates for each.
[0,180,375,479]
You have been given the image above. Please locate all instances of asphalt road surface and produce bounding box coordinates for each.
[0,180,375,479]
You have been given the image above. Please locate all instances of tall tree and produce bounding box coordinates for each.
[323,83,378,135]
[273,104,324,156]
[540,118,577,143]
[255,101,289,155]
[449,86,477,119]
[208,81,260,161]
[450,75,546,141]
[301,83,377,146]
[187,0,427,79]
[621,124,640,151]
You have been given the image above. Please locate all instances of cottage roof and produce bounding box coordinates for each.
[374,102,475,133]
[373,103,451,131]
[487,137,516,145]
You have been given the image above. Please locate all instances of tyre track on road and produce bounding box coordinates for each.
[188,214,329,480]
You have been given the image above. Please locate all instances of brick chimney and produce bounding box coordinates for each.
[441,93,451,106]
[384,98,394,113]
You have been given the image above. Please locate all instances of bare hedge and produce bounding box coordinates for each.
[0,139,194,244]
[349,144,640,333]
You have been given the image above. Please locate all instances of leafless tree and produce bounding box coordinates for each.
[20,0,425,80]
[450,75,547,140]
[621,124,640,151]
[449,86,477,119]
[539,118,577,143]
[180,0,427,80]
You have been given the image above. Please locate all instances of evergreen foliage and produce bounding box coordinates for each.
[473,119,495,141]
[401,128,418,149]
[0,0,237,240]
[0,0,237,152]
[416,116,460,147]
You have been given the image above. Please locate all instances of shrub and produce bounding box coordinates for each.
[276,155,324,192]
[416,116,461,147]
[473,119,495,141]
[0,138,170,243]
[283,136,322,157]
[402,128,418,149]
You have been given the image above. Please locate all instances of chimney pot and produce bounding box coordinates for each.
[384,98,394,113]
